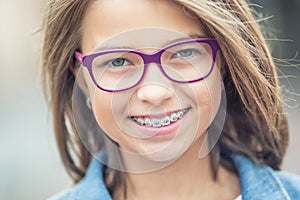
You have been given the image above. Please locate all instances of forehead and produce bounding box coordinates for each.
[81,0,205,53]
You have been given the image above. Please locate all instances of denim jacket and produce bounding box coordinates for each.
[49,154,300,200]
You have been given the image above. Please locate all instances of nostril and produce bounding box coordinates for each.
[136,84,173,105]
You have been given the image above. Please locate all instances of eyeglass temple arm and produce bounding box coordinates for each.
[75,51,83,64]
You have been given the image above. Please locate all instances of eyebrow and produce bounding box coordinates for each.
[91,33,206,52]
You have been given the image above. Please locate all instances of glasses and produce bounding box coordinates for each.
[75,38,220,92]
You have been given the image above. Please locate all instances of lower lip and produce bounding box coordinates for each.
[130,116,185,137]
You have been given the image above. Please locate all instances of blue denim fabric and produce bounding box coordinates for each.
[231,154,300,200]
[49,154,300,200]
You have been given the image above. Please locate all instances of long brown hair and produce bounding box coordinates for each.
[41,0,288,195]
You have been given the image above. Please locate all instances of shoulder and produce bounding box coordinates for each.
[47,154,112,200]
[230,153,300,199]
[275,171,300,198]
[47,176,112,200]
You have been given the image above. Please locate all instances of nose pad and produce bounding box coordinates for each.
[136,63,174,105]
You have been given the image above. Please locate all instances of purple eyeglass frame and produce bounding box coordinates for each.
[75,38,220,92]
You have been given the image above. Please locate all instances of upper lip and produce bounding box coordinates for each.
[129,107,190,118]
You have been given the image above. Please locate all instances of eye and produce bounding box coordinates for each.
[109,58,130,68]
[173,49,201,59]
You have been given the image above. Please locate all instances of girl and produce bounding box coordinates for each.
[42,0,300,199]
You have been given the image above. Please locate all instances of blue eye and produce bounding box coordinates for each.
[173,49,201,59]
[109,58,130,67]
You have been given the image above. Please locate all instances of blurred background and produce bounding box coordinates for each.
[0,0,299,199]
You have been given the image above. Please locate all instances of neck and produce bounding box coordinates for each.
[115,138,240,200]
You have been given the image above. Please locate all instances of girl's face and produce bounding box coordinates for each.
[80,0,222,162]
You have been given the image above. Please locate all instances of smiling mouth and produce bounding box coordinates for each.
[130,108,190,128]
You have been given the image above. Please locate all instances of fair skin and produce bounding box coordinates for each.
[78,0,240,199]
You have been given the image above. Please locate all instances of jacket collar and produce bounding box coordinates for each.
[68,156,112,200]
[69,153,290,200]
[231,154,291,200]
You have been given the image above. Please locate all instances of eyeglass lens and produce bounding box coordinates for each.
[91,41,213,91]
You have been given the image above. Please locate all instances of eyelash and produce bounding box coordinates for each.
[100,48,203,70]
[171,49,201,59]
[103,58,133,70]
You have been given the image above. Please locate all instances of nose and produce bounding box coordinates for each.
[136,63,174,105]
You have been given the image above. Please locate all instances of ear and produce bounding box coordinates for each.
[69,63,90,98]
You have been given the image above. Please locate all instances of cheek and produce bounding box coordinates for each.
[92,91,122,142]
[82,67,132,145]
[93,92,113,127]
[92,90,133,144]
[193,69,222,124]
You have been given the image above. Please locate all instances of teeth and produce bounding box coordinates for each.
[152,118,162,127]
[144,118,152,127]
[161,116,170,126]
[170,113,178,122]
[131,108,189,128]
[177,111,183,118]
[137,118,144,125]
